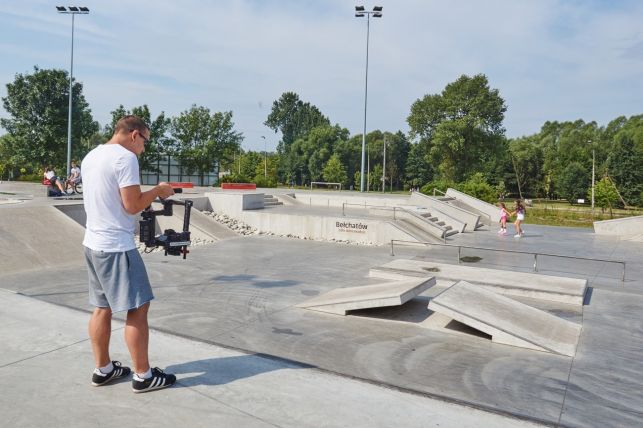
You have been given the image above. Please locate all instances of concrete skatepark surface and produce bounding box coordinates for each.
[2,182,643,427]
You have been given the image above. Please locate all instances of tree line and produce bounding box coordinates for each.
[1,66,641,208]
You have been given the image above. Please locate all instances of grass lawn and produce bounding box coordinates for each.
[524,201,642,228]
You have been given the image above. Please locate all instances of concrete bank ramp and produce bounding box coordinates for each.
[275,193,306,206]
[593,215,643,238]
[371,259,587,305]
[297,277,436,315]
[0,205,86,274]
[428,281,582,356]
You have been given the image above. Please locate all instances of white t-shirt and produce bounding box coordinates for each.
[45,170,55,180]
[82,144,141,251]
[71,166,81,178]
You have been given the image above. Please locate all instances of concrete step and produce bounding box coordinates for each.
[428,281,582,356]
[297,277,436,315]
[264,200,283,206]
[370,260,587,306]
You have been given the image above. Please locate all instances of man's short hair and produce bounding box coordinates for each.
[114,115,149,135]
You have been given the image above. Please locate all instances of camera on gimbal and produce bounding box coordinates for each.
[139,191,193,259]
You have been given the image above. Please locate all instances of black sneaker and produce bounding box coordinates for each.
[91,361,131,386]
[132,367,176,393]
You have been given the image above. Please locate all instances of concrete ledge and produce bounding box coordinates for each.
[372,260,587,306]
[445,188,500,223]
[297,277,436,315]
[428,281,582,356]
[593,215,643,236]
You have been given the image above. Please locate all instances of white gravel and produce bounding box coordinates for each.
[136,211,377,254]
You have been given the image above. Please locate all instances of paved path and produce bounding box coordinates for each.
[0,288,538,428]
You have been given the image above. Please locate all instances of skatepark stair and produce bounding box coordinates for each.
[263,194,283,207]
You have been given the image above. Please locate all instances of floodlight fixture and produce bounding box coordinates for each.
[355,6,365,11]
[373,6,383,11]
[79,6,89,12]
[56,6,66,12]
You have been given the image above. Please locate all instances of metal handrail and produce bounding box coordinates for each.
[389,239,627,282]
[432,188,446,196]
[342,202,448,242]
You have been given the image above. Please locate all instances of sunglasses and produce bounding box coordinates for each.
[130,129,149,144]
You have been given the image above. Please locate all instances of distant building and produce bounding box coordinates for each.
[140,154,219,186]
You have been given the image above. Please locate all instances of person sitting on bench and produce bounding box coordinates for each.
[44,166,66,194]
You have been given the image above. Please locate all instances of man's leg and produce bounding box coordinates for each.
[89,307,112,367]
[125,302,150,374]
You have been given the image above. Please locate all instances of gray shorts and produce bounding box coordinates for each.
[84,247,154,313]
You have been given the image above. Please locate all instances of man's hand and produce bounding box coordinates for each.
[156,182,175,199]
[121,182,175,215]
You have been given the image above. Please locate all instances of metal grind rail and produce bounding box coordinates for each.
[341,202,449,242]
[389,239,627,282]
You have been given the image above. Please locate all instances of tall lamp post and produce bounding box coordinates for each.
[261,136,267,178]
[56,5,89,176]
[381,135,386,193]
[355,5,382,192]
[590,140,595,216]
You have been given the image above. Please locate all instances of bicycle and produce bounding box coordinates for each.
[62,177,83,195]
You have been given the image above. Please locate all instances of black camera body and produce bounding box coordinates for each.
[139,197,193,259]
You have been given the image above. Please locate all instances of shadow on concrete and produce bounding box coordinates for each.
[213,274,299,288]
[165,354,306,388]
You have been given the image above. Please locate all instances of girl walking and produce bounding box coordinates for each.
[498,202,509,235]
[512,199,526,238]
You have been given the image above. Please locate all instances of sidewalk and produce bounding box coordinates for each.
[0,288,539,428]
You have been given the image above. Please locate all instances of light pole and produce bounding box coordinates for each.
[382,136,386,193]
[261,136,267,178]
[56,6,89,176]
[590,140,595,216]
[355,5,382,192]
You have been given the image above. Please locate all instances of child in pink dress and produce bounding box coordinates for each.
[498,202,509,235]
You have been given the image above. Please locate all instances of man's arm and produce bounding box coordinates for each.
[120,182,175,215]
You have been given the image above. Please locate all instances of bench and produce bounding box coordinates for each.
[221,182,256,190]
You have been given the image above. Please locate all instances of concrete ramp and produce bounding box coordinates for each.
[372,260,587,305]
[445,188,501,223]
[297,277,436,315]
[0,206,86,274]
[593,215,643,237]
[428,281,582,356]
[275,193,306,206]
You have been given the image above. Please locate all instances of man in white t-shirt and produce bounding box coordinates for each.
[82,115,177,393]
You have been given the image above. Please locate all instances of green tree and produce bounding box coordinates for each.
[558,162,589,204]
[594,177,619,216]
[458,173,497,203]
[322,154,347,185]
[104,104,170,174]
[605,116,643,207]
[407,74,507,182]
[171,105,243,185]
[508,137,543,198]
[405,142,432,188]
[264,92,330,153]
[0,66,98,168]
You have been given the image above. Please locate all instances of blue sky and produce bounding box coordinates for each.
[0,0,641,151]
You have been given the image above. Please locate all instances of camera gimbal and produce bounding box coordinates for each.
[139,194,193,259]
